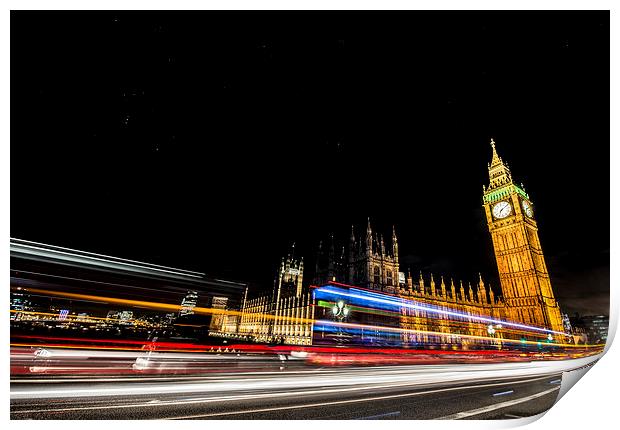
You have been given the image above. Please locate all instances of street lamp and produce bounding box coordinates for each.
[487,324,503,349]
[332,301,349,341]
[332,301,349,322]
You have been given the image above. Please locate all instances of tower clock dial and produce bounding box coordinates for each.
[492,201,512,219]
[522,200,533,218]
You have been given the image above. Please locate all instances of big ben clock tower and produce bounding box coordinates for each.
[482,139,564,334]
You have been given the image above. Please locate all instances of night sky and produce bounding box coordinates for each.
[11,11,609,315]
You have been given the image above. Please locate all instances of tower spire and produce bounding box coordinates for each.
[490,138,501,166]
[419,271,425,294]
[478,273,487,304]
[487,138,513,190]
[391,225,399,259]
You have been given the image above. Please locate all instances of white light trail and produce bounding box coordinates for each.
[318,287,568,336]
[11,238,204,278]
[11,375,554,415]
[10,354,600,401]
[169,378,558,420]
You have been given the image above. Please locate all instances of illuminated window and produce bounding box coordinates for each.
[387,270,393,286]
[373,266,380,284]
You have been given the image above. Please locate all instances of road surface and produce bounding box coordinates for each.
[11,355,596,420]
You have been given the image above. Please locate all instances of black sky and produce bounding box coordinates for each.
[11,11,610,315]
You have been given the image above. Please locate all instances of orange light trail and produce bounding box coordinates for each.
[11,286,314,324]
[12,287,605,352]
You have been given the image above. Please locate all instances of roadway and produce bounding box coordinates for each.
[11,355,597,420]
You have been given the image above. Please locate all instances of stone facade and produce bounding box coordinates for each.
[232,139,565,346]
[237,250,314,345]
[482,139,564,334]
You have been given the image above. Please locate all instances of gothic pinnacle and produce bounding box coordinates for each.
[490,137,501,166]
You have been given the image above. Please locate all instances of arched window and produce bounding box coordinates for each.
[387,270,393,286]
[373,266,380,285]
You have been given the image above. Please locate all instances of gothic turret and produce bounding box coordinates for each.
[392,225,399,259]
[478,273,487,304]
[275,244,304,301]
[349,225,356,282]
[366,217,372,252]
[419,272,425,295]
[407,268,413,291]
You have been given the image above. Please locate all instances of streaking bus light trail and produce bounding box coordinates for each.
[313,284,568,337]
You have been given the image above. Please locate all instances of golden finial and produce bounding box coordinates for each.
[490,138,498,156]
[489,137,503,168]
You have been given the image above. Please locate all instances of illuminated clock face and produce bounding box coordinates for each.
[492,201,512,219]
[522,200,533,218]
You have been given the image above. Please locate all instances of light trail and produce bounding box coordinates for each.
[11,375,556,415]
[11,238,205,278]
[314,301,557,342]
[165,377,559,419]
[12,270,197,301]
[10,286,309,323]
[9,310,149,326]
[317,298,549,335]
[12,287,602,350]
[315,285,568,336]
[12,287,201,316]
[10,354,600,400]
[11,286,604,351]
[315,320,602,349]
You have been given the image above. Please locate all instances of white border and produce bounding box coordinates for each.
[3,2,617,430]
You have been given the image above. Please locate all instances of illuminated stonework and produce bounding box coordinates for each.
[482,138,564,334]
[237,248,314,345]
[232,139,565,346]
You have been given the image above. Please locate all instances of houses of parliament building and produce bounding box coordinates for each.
[234,139,565,346]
